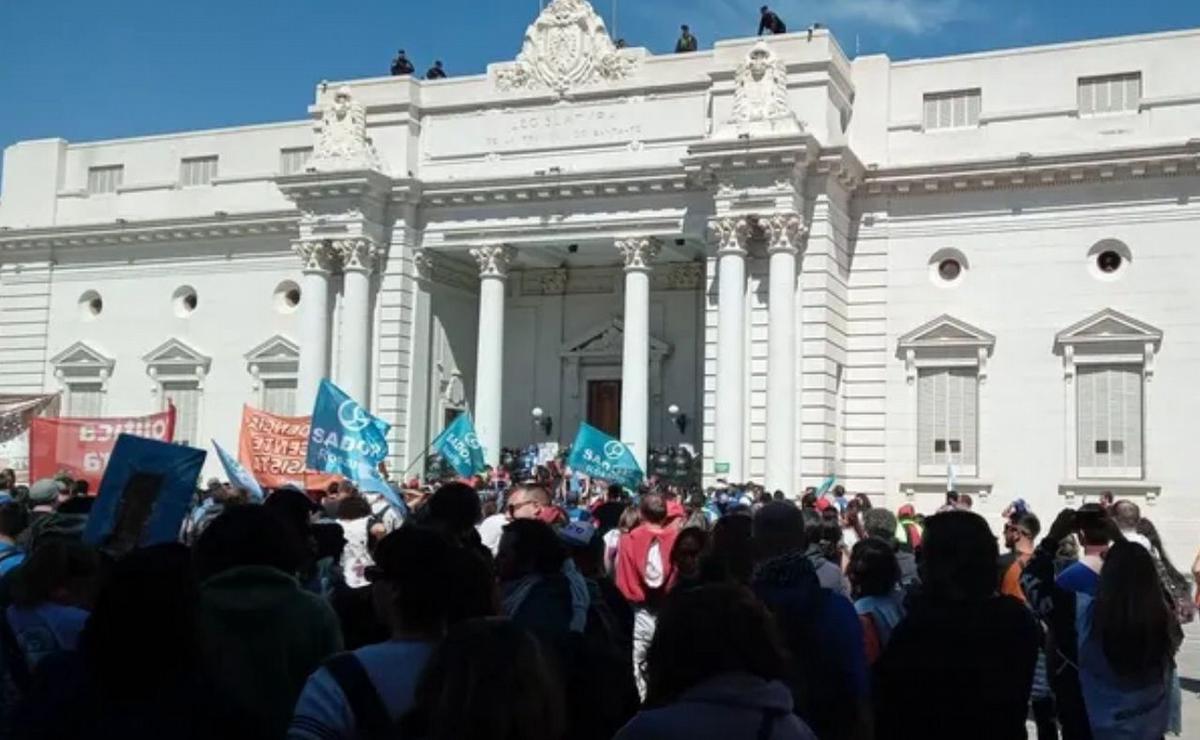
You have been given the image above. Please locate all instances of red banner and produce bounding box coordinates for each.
[238,405,337,491]
[29,408,176,491]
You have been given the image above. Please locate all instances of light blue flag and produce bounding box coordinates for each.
[947,462,958,493]
[815,475,837,497]
[567,423,643,490]
[212,439,264,503]
[431,413,487,478]
[306,380,403,511]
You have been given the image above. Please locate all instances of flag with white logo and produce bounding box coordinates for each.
[567,423,643,490]
[431,413,487,478]
[306,380,396,504]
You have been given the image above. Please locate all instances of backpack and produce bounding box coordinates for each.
[324,653,396,740]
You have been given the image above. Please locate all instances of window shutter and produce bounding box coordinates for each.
[960,370,978,474]
[66,383,104,417]
[163,382,201,447]
[1125,75,1142,111]
[1077,367,1096,473]
[1078,365,1142,479]
[923,97,938,130]
[1118,366,1143,475]
[1078,80,1094,116]
[966,92,981,126]
[918,370,937,469]
[263,379,297,415]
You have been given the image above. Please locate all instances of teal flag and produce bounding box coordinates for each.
[567,423,643,489]
[431,413,487,477]
[815,475,837,496]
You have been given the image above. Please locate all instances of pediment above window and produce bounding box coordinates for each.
[245,335,300,388]
[561,319,671,360]
[898,315,995,384]
[50,341,115,384]
[143,338,211,383]
[1055,309,1162,381]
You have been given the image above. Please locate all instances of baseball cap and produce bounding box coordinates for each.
[28,478,65,505]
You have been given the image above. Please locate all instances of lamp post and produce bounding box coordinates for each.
[667,403,688,436]
[531,407,553,438]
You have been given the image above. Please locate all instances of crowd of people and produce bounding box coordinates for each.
[385,4,801,80]
[0,460,1193,739]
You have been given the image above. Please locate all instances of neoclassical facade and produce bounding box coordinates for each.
[3,1,1200,551]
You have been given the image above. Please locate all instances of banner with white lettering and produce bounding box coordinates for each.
[306,380,402,510]
[29,408,176,491]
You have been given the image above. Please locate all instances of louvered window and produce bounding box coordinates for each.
[923,89,982,130]
[163,381,201,447]
[918,368,978,476]
[1078,73,1141,116]
[1077,364,1142,479]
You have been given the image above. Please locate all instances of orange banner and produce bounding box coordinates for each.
[29,408,176,492]
[238,405,337,491]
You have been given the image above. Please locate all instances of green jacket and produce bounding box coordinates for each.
[198,565,343,737]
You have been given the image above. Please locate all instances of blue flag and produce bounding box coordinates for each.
[213,439,263,503]
[431,413,487,477]
[84,434,207,549]
[815,475,837,497]
[567,423,643,490]
[307,380,399,509]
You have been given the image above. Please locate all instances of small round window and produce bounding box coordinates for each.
[1096,250,1123,274]
[938,259,963,282]
[274,280,302,314]
[78,290,103,321]
[173,286,199,317]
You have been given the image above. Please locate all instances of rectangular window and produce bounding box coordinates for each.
[917,367,978,476]
[261,378,297,416]
[86,165,124,195]
[923,89,981,131]
[279,147,313,175]
[65,383,104,417]
[1078,73,1141,116]
[1077,364,1142,479]
[179,156,219,187]
[162,381,202,447]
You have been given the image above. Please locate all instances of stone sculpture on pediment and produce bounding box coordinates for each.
[714,41,804,139]
[309,86,382,172]
[495,0,637,95]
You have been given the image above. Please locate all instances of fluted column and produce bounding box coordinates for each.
[712,217,751,482]
[294,240,337,415]
[763,213,806,494]
[616,237,661,473]
[471,244,515,467]
[336,238,378,404]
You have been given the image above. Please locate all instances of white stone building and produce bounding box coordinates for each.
[2,0,1199,549]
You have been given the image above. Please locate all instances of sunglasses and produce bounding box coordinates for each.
[507,500,536,517]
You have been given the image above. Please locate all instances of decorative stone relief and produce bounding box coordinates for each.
[470,244,517,279]
[540,269,568,294]
[615,237,661,271]
[710,217,753,256]
[760,212,807,254]
[495,0,637,95]
[336,238,379,272]
[412,249,435,280]
[293,240,337,273]
[658,262,705,290]
[309,86,382,172]
[731,43,796,124]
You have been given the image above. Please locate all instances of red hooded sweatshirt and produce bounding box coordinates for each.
[615,523,680,607]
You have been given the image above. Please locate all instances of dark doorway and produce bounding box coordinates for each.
[587,380,622,438]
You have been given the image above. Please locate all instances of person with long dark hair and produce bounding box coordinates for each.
[1078,541,1182,738]
[874,511,1039,739]
[614,584,816,740]
[400,618,565,740]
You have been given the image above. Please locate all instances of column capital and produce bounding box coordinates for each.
[761,212,808,255]
[293,239,337,273]
[470,244,516,280]
[335,237,380,273]
[710,216,753,257]
[412,249,436,282]
[615,237,661,272]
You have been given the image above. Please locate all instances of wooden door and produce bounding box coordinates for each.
[587,380,622,438]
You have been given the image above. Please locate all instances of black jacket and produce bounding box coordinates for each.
[758,11,786,35]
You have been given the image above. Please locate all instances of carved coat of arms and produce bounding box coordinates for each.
[495,0,636,94]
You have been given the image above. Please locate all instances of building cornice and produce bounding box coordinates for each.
[420,167,700,207]
[0,210,298,252]
[863,140,1200,197]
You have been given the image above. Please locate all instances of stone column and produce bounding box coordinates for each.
[470,244,515,467]
[336,238,378,405]
[294,240,336,415]
[616,237,661,472]
[712,218,751,482]
[763,213,806,495]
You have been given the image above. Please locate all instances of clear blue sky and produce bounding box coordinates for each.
[3,0,1200,159]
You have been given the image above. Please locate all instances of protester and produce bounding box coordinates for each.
[390,49,415,76]
[1136,517,1194,624]
[1111,499,1150,549]
[615,492,680,699]
[847,537,904,665]
[895,504,923,551]
[0,471,14,503]
[751,501,868,740]
[16,544,220,739]
[863,507,918,589]
[195,505,343,738]
[999,510,1040,605]
[675,25,698,53]
[424,481,484,548]
[700,511,755,586]
[19,480,61,547]
[615,584,816,740]
[400,618,566,740]
[874,511,1039,739]
[758,5,787,35]
[799,508,848,594]
[0,503,28,577]
[604,504,640,576]
[426,60,447,80]
[593,484,626,536]
[496,519,578,641]
[290,527,454,740]
[1079,541,1182,737]
[5,539,99,673]
[669,527,707,592]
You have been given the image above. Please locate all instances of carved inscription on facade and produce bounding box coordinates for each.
[482,108,643,152]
